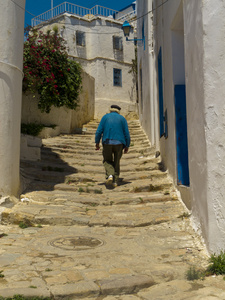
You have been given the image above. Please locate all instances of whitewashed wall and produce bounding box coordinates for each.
[115,2,136,20]
[137,0,159,148]
[182,0,208,246]
[137,0,225,253]
[22,71,95,133]
[190,0,225,253]
[38,14,137,119]
[0,0,25,196]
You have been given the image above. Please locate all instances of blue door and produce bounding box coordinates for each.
[174,85,190,186]
[158,48,164,137]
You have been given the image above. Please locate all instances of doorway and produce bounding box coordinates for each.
[171,3,190,186]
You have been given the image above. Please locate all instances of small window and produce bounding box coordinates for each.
[113,36,123,51]
[113,68,122,87]
[76,31,85,47]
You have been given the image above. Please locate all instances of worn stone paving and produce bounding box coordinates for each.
[0,118,225,299]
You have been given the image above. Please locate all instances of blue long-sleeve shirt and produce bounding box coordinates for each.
[95,112,130,148]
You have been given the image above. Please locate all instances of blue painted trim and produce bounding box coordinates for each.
[158,48,164,137]
[174,85,190,186]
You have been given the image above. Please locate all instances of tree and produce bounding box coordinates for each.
[23,27,82,113]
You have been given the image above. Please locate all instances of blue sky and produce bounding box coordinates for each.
[25,0,135,26]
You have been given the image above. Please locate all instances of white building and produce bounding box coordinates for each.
[33,3,137,119]
[0,0,25,197]
[115,1,137,33]
[137,0,225,253]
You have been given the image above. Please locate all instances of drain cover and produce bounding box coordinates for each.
[49,236,104,251]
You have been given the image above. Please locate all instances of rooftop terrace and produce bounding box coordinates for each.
[31,2,120,27]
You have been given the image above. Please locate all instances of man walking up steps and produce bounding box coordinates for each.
[95,105,130,187]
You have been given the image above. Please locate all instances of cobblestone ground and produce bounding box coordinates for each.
[0,118,225,299]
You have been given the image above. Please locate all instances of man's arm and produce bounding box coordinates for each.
[123,119,130,148]
[124,147,129,154]
[95,116,105,150]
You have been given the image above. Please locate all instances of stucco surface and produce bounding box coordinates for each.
[0,0,25,196]
[137,0,225,253]
[22,71,95,133]
[201,0,225,252]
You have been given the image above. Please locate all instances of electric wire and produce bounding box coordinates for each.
[134,0,169,22]
[10,0,38,18]
[11,0,170,33]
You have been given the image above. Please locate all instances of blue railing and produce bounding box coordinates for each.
[31,2,119,26]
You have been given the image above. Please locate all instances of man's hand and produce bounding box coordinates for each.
[95,143,100,150]
[124,147,129,154]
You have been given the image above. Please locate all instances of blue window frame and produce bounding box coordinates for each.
[113,68,122,87]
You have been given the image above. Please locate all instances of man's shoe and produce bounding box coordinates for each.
[106,175,113,186]
[113,182,118,188]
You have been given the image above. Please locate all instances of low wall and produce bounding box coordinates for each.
[21,71,95,133]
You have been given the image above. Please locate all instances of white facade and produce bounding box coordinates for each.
[136,0,159,148]
[37,12,137,119]
[0,0,25,196]
[115,2,136,23]
[137,0,225,253]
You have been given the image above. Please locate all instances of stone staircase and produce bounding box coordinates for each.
[0,118,211,299]
[3,119,179,227]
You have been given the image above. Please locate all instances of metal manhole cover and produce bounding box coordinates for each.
[49,236,104,251]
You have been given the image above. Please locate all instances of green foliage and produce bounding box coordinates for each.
[23,28,82,113]
[0,295,51,300]
[21,123,56,136]
[21,123,44,136]
[206,251,225,275]
[94,189,103,194]
[186,266,205,281]
[45,268,52,272]
[129,47,137,76]
[19,220,32,229]
[178,212,191,219]
[0,270,4,278]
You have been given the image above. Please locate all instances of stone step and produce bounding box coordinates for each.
[84,119,142,127]
[21,169,167,194]
[20,161,164,186]
[41,145,154,160]
[19,189,175,206]
[41,145,154,158]
[42,144,154,156]
[84,128,147,136]
[21,156,161,174]
[2,200,183,227]
[41,140,151,152]
[21,176,173,197]
[50,133,149,142]
[39,150,153,163]
[83,119,142,127]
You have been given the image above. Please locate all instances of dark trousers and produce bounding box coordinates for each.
[102,144,123,182]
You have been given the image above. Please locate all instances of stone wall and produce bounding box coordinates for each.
[21,71,95,133]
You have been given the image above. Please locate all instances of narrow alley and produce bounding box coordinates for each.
[0,118,224,299]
